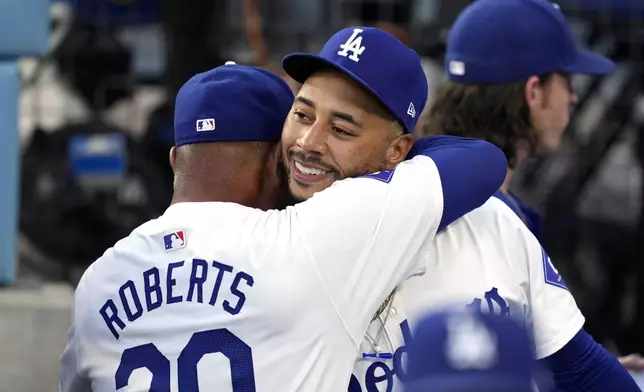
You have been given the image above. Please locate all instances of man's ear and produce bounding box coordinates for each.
[169,146,177,172]
[385,133,414,169]
[524,75,545,110]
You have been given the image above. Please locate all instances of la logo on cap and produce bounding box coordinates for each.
[338,28,366,63]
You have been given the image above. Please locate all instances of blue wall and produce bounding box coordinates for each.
[0,0,49,285]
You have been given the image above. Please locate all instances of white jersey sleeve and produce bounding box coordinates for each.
[59,325,92,392]
[59,278,92,392]
[292,155,444,344]
[521,228,585,358]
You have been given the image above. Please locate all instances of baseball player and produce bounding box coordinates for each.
[403,308,540,392]
[277,3,640,391]
[58,63,507,391]
[415,1,643,390]
[418,1,642,391]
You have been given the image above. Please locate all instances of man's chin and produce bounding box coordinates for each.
[288,177,331,203]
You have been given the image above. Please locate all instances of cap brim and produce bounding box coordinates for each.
[282,53,338,85]
[561,49,615,75]
[404,374,532,392]
[282,53,402,130]
[282,52,385,102]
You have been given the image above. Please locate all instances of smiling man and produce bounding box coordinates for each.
[281,28,420,203]
[284,72,409,197]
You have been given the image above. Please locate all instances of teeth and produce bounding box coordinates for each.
[295,161,327,176]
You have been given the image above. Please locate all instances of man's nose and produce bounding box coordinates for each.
[297,123,327,154]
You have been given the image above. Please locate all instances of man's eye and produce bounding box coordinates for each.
[333,127,353,137]
[294,112,308,120]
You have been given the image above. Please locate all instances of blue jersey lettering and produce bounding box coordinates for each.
[99,258,255,340]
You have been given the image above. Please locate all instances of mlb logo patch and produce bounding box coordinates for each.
[196,118,215,132]
[163,230,186,252]
[449,60,465,76]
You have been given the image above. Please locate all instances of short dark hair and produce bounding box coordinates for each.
[423,74,555,168]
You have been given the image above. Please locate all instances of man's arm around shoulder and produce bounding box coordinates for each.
[409,135,507,231]
[288,135,506,341]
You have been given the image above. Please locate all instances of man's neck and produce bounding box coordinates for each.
[500,168,513,194]
[170,192,219,205]
[501,145,529,194]
[170,185,240,206]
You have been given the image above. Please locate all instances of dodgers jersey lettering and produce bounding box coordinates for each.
[59,155,445,392]
[350,197,584,392]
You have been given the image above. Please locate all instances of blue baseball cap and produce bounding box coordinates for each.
[174,63,294,147]
[404,309,538,392]
[282,26,428,133]
[446,0,615,84]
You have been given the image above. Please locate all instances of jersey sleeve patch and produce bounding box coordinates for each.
[163,230,187,252]
[359,169,395,183]
[542,247,568,291]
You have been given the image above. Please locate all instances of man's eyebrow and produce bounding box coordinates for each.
[331,111,363,128]
[295,96,314,108]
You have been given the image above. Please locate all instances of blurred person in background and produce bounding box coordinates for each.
[403,308,539,392]
[425,0,609,240]
[419,0,641,391]
[280,1,640,391]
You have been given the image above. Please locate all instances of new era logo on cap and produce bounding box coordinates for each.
[196,118,215,132]
[407,102,416,118]
[163,230,186,252]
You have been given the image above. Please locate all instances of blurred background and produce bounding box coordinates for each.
[2,0,644,390]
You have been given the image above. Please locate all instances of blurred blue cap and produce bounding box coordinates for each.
[174,63,294,147]
[445,0,615,84]
[282,26,428,133]
[404,309,537,392]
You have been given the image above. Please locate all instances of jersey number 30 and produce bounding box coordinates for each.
[115,328,256,391]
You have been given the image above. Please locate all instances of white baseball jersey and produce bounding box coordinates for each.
[59,155,445,392]
[350,197,584,392]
